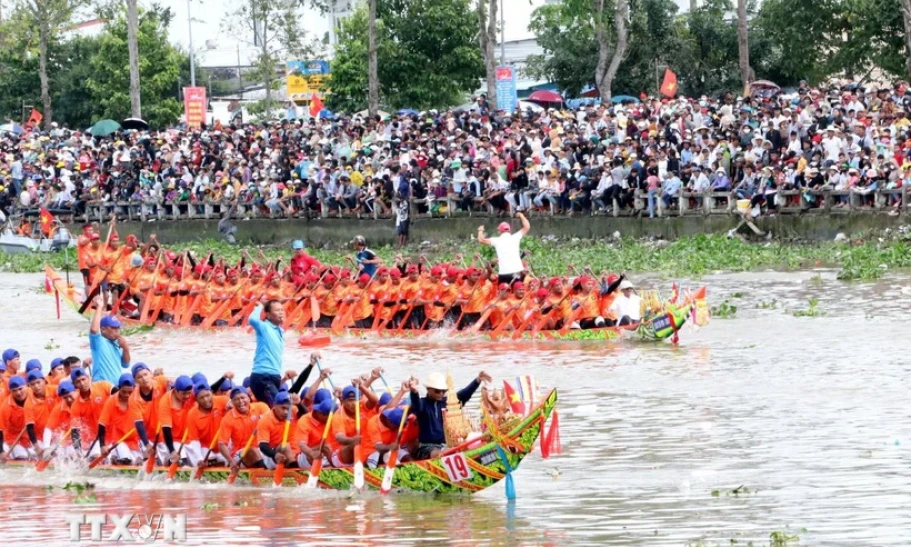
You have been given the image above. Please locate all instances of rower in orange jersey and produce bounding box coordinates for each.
[84,233,105,287]
[154,375,195,466]
[69,367,111,452]
[97,373,153,465]
[185,381,230,468]
[344,274,375,328]
[42,380,81,459]
[295,397,336,468]
[128,363,170,442]
[76,224,95,286]
[256,391,299,469]
[312,274,342,328]
[218,387,269,471]
[395,264,423,329]
[133,256,160,318]
[330,384,370,466]
[107,234,139,307]
[239,267,266,314]
[479,283,513,330]
[46,358,67,387]
[263,272,288,303]
[0,376,40,461]
[455,267,493,329]
[571,276,607,330]
[413,266,445,329]
[436,267,464,326]
[506,282,533,330]
[225,268,245,317]
[371,267,399,328]
[26,369,56,445]
[185,264,212,325]
[156,261,180,322]
[598,273,625,324]
[200,270,232,326]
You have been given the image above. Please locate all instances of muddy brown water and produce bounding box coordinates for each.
[1,270,910,546]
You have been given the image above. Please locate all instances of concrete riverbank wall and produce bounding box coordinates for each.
[69,213,907,247]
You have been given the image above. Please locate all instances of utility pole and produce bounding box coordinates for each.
[237,44,243,98]
[187,0,196,86]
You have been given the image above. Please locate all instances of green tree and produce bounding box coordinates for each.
[329,0,484,112]
[86,6,184,127]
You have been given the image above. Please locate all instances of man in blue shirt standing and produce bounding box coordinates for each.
[88,296,131,384]
[248,299,285,405]
[409,370,492,460]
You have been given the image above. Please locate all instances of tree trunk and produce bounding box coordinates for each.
[736,0,751,95]
[126,0,142,118]
[595,0,628,102]
[38,18,51,129]
[902,0,911,80]
[689,0,697,13]
[367,0,379,116]
[477,0,497,107]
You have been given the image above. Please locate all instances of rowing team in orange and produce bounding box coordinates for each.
[78,242,640,334]
[0,349,465,473]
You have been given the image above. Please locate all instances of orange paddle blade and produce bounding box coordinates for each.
[469,308,493,333]
[36,458,51,472]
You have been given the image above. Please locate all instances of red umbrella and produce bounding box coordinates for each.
[527,90,564,104]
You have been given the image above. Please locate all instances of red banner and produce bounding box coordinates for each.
[183,87,207,128]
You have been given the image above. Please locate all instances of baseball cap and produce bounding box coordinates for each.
[8,376,25,390]
[497,222,511,233]
[292,239,305,250]
[378,392,393,406]
[173,375,194,392]
[57,381,76,397]
[131,363,150,377]
[342,386,357,399]
[194,382,212,395]
[25,359,42,373]
[100,315,122,329]
[70,367,87,381]
[382,407,405,426]
[2,349,19,363]
[50,357,64,370]
[274,391,292,406]
[191,372,207,385]
[118,373,135,388]
[313,388,331,405]
[314,398,337,415]
[27,370,44,383]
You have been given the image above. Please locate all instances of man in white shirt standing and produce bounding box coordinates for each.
[477,212,530,284]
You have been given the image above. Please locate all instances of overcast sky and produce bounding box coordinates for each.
[150,0,689,68]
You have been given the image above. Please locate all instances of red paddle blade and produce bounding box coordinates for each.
[144,456,155,474]
[193,466,204,480]
[273,464,285,486]
[36,459,51,472]
[227,471,238,485]
[306,460,323,488]
[167,462,179,480]
[88,454,105,469]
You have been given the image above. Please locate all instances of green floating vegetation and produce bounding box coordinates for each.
[5,232,911,281]
[790,298,825,318]
[756,299,778,310]
[711,300,738,319]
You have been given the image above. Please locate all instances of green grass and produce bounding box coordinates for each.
[4,233,911,280]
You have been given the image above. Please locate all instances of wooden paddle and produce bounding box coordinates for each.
[380,405,410,495]
[305,410,334,489]
[1,427,28,462]
[511,309,540,340]
[200,285,243,329]
[227,428,257,485]
[167,429,189,479]
[332,272,377,335]
[88,427,136,469]
[469,307,495,333]
[192,424,223,480]
[353,386,364,490]
[454,279,483,330]
[144,428,160,475]
[273,411,292,486]
[37,429,74,472]
[138,257,164,324]
[490,294,529,337]
[112,265,147,315]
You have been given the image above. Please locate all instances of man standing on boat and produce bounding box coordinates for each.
[409,371,491,460]
[477,212,530,284]
[248,299,285,406]
[89,296,131,385]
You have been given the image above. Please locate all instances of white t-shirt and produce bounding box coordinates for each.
[490,232,524,275]
[610,293,642,321]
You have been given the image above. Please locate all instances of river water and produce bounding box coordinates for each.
[2,270,910,546]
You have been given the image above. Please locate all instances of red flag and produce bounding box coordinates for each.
[39,207,55,237]
[27,108,43,127]
[502,380,525,415]
[309,95,324,117]
[659,68,678,98]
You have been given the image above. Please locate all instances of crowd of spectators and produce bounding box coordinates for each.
[3,79,911,226]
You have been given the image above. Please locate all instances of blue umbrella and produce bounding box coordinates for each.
[611,95,640,104]
[0,123,24,134]
[397,109,419,116]
[318,109,335,120]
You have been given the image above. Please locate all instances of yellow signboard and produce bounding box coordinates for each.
[286,60,331,101]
